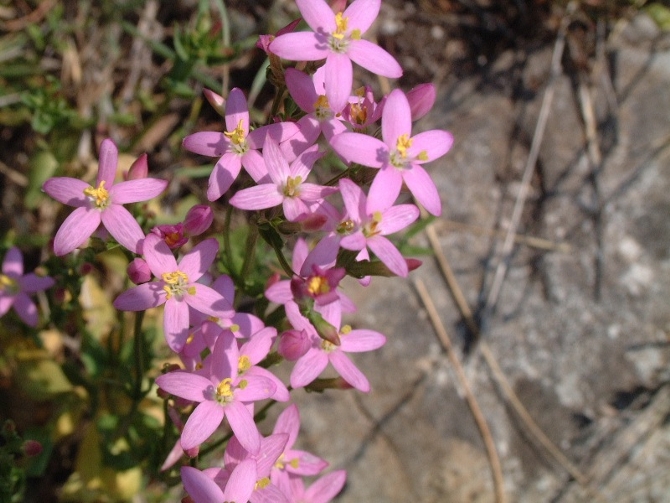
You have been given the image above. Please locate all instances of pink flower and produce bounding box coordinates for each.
[42,139,168,255]
[156,332,277,454]
[113,234,233,352]
[337,178,419,277]
[183,204,213,236]
[229,138,336,222]
[0,247,54,327]
[330,88,454,216]
[284,470,347,503]
[183,88,298,201]
[270,0,402,112]
[289,317,386,392]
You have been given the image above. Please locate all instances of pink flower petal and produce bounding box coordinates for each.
[247,122,300,150]
[290,349,328,389]
[97,138,118,187]
[348,38,402,79]
[208,153,242,201]
[155,371,214,402]
[375,204,419,235]
[143,234,178,277]
[0,294,14,317]
[329,132,386,167]
[53,207,101,256]
[338,178,365,222]
[42,177,89,207]
[273,404,300,448]
[285,68,318,113]
[230,184,283,211]
[234,375,276,402]
[382,89,412,146]
[181,400,225,451]
[222,459,256,503]
[296,0,336,33]
[305,470,347,503]
[325,53,352,113]
[19,273,55,293]
[183,132,229,157]
[181,466,224,503]
[269,32,329,61]
[344,0,381,33]
[402,164,442,216]
[164,297,190,352]
[240,148,268,183]
[367,166,402,210]
[225,400,261,455]
[283,197,309,222]
[329,351,370,391]
[113,281,166,311]
[2,247,23,276]
[368,235,408,277]
[409,131,454,165]
[13,293,38,326]
[340,329,386,352]
[407,83,436,121]
[101,204,145,253]
[225,88,250,134]
[263,137,291,185]
[179,238,219,280]
[185,284,234,319]
[109,178,168,204]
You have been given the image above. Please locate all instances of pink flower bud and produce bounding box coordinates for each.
[406,83,436,121]
[203,89,226,117]
[257,19,301,54]
[183,205,213,236]
[278,329,311,361]
[184,445,199,458]
[406,258,423,272]
[152,224,187,250]
[22,440,43,457]
[126,153,149,180]
[127,258,151,285]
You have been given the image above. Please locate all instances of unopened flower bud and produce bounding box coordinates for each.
[127,258,151,285]
[126,153,149,180]
[183,205,213,236]
[278,329,311,361]
[203,89,226,117]
[184,445,199,458]
[22,440,43,457]
[152,224,187,250]
[407,83,436,121]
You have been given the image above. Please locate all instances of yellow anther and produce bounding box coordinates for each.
[238,379,248,389]
[83,180,110,209]
[372,211,382,223]
[208,316,220,323]
[186,333,195,345]
[354,86,366,97]
[307,276,330,296]
[162,271,189,284]
[418,150,429,161]
[216,378,233,398]
[255,477,271,490]
[351,28,361,40]
[238,355,251,373]
[333,12,348,39]
[395,134,413,159]
[0,274,18,294]
[289,458,300,469]
[224,120,246,145]
[161,271,191,300]
[229,323,240,332]
[321,339,335,352]
[314,95,330,111]
[337,219,355,234]
[274,454,285,470]
[187,286,196,295]
[341,324,352,335]
[349,102,367,125]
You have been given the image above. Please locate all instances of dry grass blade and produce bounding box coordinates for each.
[414,278,507,503]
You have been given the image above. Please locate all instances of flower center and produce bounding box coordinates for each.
[363,211,382,237]
[349,102,367,126]
[321,324,350,352]
[283,175,302,198]
[161,270,195,300]
[224,120,249,155]
[337,219,355,235]
[313,95,331,121]
[307,276,330,296]
[0,274,19,295]
[83,180,110,209]
[216,378,234,403]
[328,13,361,53]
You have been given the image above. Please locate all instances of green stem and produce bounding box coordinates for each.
[239,222,259,286]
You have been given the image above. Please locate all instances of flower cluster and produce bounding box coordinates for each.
[25,0,454,501]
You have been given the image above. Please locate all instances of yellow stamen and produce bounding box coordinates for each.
[395,134,413,159]
[161,271,191,300]
[229,323,240,332]
[83,180,110,209]
[224,119,246,145]
[341,324,352,335]
[307,276,330,296]
[333,12,348,39]
[289,458,300,469]
[216,378,233,398]
[238,355,251,374]
[255,478,271,490]
[238,379,248,389]
[337,219,355,234]
[0,274,19,294]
